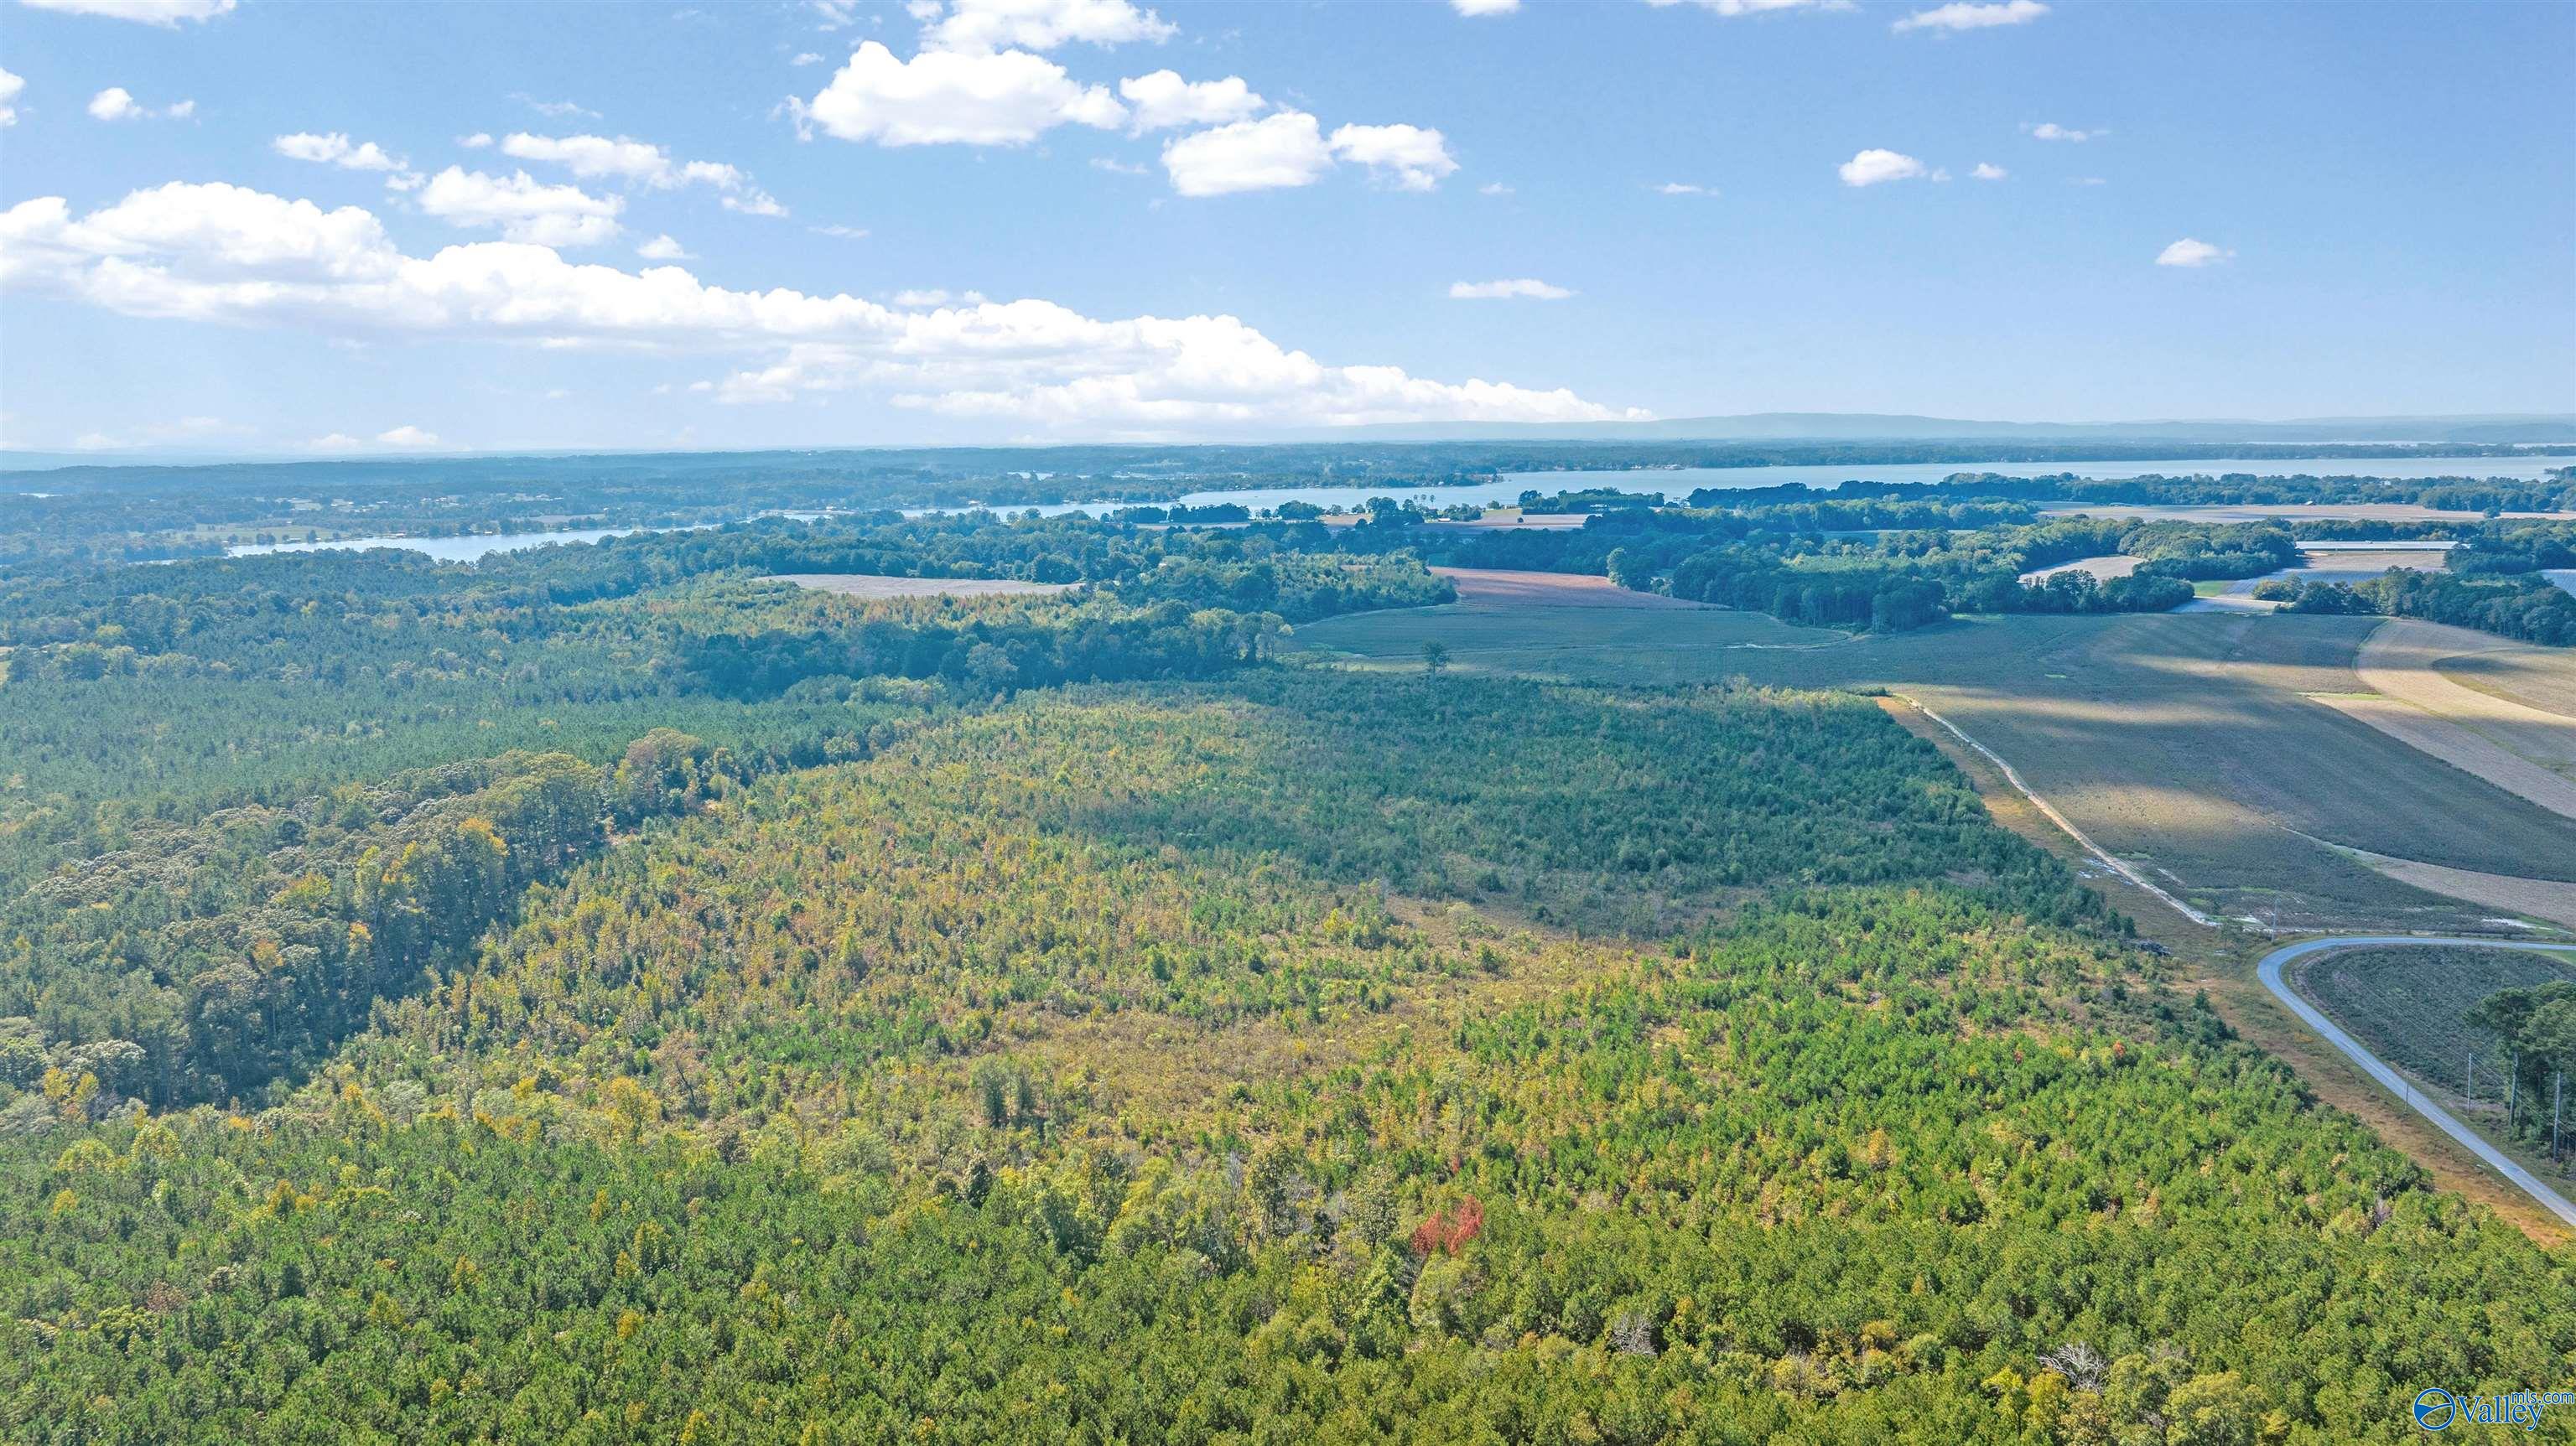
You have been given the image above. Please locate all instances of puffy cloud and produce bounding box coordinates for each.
[636,234,695,261]
[1449,278,1572,300]
[891,288,987,306]
[376,424,439,447]
[1479,182,1514,196]
[0,69,22,127]
[501,132,788,215]
[2025,121,2101,142]
[794,41,1124,145]
[415,167,624,247]
[0,183,400,286]
[1970,161,2007,180]
[88,86,193,122]
[1162,111,1333,196]
[2,179,1639,436]
[2154,237,2230,267]
[1327,123,1457,191]
[1452,0,1519,13]
[18,0,233,23]
[1654,181,1713,195]
[1893,0,2045,32]
[273,132,408,173]
[1117,70,1262,132]
[307,433,365,451]
[1836,148,1927,186]
[918,0,1174,54]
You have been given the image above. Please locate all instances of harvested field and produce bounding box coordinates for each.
[2309,692,2576,823]
[2438,637,2576,718]
[2018,554,2138,585]
[768,573,1076,599]
[2345,851,2576,932]
[1432,567,1710,608]
[2356,618,2576,764]
[2279,548,2454,583]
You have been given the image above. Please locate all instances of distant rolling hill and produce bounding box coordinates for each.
[1318,412,2576,445]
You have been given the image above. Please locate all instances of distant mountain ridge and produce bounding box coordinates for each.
[1320,412,2576,444]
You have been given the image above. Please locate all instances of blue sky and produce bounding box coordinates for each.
[2,0,2570,453]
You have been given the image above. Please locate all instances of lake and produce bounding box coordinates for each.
[227,526,662,562]
[213,454,2573,559]
[931,454,2575,518]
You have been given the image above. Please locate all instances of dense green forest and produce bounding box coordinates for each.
[4,482,2574,1442]
[8,671,2573,1443]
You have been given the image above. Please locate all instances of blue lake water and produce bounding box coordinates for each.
[213,454,2573,558]
[227,526,659,562]
[944,455,2573,518]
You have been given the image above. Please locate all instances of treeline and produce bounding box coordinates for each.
[2468,979,2576,1160]
[1379,511,2298,631]
[2283,568,2576,645]
[1697,469,2576,515]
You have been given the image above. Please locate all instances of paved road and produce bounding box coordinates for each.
[2258,935,2576,1229]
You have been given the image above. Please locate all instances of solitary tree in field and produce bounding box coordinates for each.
[1421,641,1450,674]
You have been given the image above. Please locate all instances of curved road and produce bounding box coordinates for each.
[2260,936,2576,1229]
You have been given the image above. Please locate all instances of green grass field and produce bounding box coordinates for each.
[2298,943,2576,1096]
[1295,596,2576,933]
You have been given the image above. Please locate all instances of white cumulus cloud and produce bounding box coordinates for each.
[18,0,233,23]
[636,234,695,261]
[0,179,1643,438]
[376,424,439,448]
[1161,111,1333,195]
[918,0,1174,54]
[1117,70,1262,132]
[415,167,624,246]
[793,41,1124,145]
[1654,181,1714,195]
[1837,148,1927,187]
[2154,237,2231,267]
[273,132,408,173]
[1893,0,2045,32]
[1971,162,2007,180]
[1327,123,1457,191]
[0,69,23,127]
[88,86,193,122]
[1450,278,1572,300]
[501,132,787,215]
[2026,121,2101,142]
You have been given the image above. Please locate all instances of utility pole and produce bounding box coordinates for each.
[2465,1046,2474,1101]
